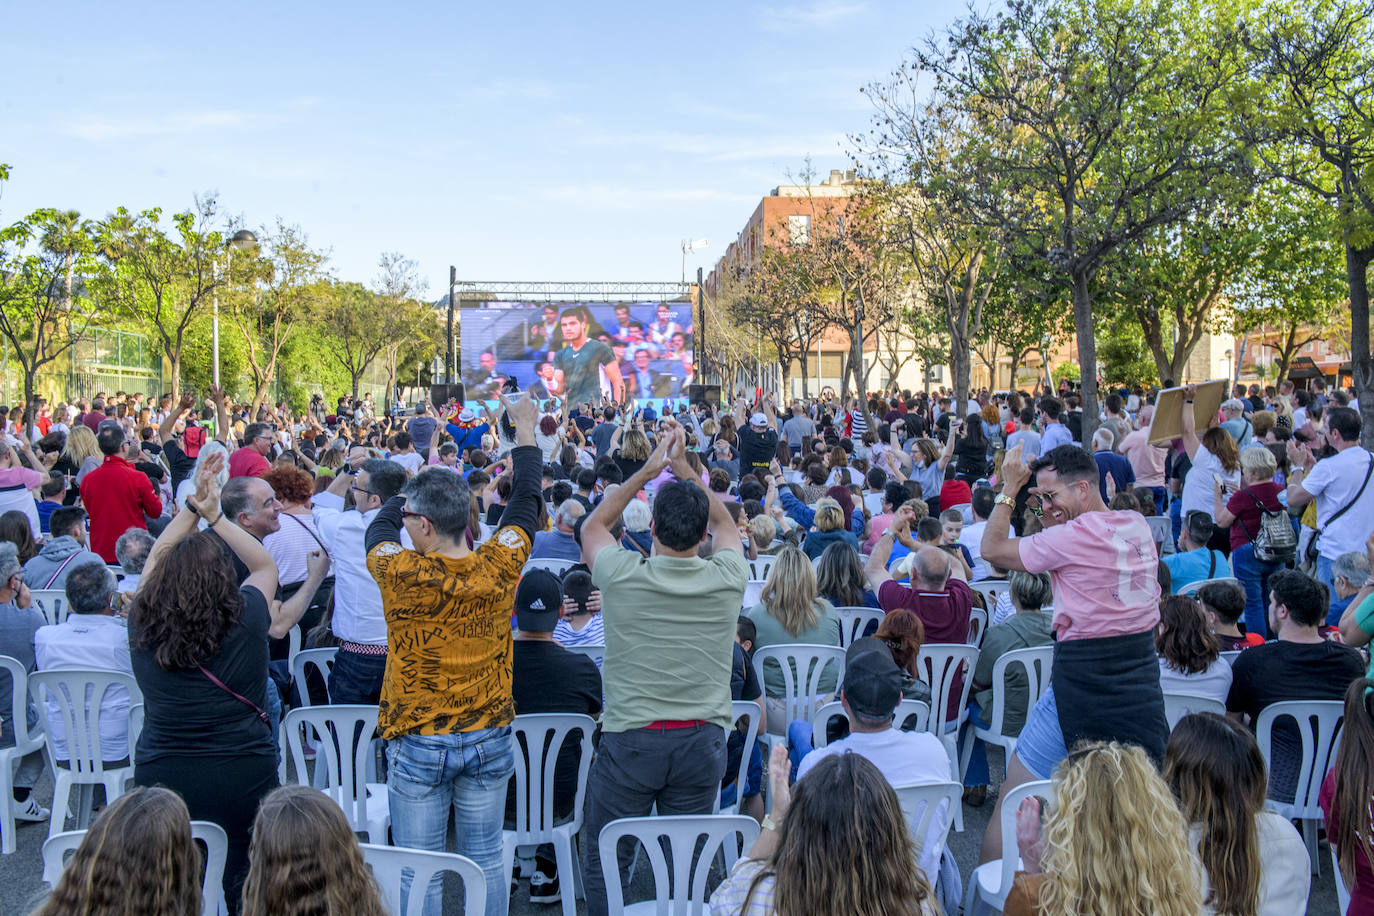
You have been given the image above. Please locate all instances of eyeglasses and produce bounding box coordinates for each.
[349,484,377,497]
[401,510,429,523]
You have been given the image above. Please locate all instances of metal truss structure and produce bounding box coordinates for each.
[451,280,691,302]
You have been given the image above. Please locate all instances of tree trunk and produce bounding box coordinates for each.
[779,359,791,400]
[352,370,362,400]
[1347,243,1374,449]
[23,370,37,435]
[800,355,810,400]
[168,354,181,402]
[1072,270,1100,444]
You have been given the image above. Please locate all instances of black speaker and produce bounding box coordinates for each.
[688,384,720,408]
[429,383,466,406]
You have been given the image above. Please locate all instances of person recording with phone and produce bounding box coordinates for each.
[1178,384,1240,554]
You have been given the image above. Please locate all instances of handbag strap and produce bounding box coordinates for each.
[198,665,270,726]
[43,550,84,590]
[1321,454,1374,533]
[1208,550,1216,579]
[283,512,329,554]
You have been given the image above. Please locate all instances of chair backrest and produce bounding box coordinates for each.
[523,557,576,576]
[285,624,302,675]
[508,713,596,841]
[751,644,846,726]
[562,644,605,666]
[361,842,486,916]
[1146,515,1175,554]
[599,815,760,915]
[981,646,1054,740]
[1255,700,1345,815]
[742,579,766,609]
[915,643,980,733]
[724,700,762,815]
[946,502,972,524]
[28,669,141,776]
[1176,576,1241,597]
[0,655,40,754]
[969,580,1011,604]
[291,647,338,708]
[478,522,496,544]
[993,780,1055,898]
[1162,693,1227,730]
[967,606,988,648]
[834,606,885,647]
[748,556,774,581]
[893,781,961,882]
[810,698,931,748]
[282,704,380,830]
[29,588,69,626]
[44,821,227,915]
[1218,649,1242,666]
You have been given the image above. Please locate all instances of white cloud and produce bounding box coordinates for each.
[760,0,868,30]
[60,109,273,141]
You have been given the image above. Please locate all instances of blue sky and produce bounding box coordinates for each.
[1,1,953,296]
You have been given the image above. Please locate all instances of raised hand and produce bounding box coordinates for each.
[1000,442,1029,493]
[178,392,196,412]
[189,452,226,517]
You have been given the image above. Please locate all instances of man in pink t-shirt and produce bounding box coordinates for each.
[976,441,1165,863]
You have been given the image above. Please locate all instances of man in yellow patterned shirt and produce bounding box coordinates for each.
[365,389,542,916]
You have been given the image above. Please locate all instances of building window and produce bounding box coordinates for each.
[788,214,811,246]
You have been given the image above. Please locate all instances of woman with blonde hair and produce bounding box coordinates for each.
[1004,741,1203,916]
[613,427,652,479]
[32,786,201,916]
[799,497,860,561]
[58,424,102,486]
[241,786,387,916]
[1212,445,1285,638]
[709,746,940,916]
[746,545,841,733]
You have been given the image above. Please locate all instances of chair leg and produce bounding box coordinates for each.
[76,783,94,830]
[0,759,15,855]
[48,773,73,840]
[554,832,579,916]
[1303,818,1319,876]
[960,869,981,916]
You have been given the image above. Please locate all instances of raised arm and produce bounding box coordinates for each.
[667,419,743,554]
[980,443,1030,573]
[583,435,671,566]
[864,505,915,592]
[1179,384,1204,461]
[157,392,196,445]
[489,389,543,542]
[213,387,232,445]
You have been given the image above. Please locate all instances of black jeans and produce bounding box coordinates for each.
[580,724,726,916]
[327,647,386,705]
[134,753,277,915]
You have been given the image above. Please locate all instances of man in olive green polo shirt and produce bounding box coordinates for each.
[578,419,746,916]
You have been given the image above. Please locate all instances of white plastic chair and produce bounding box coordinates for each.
[478,522,496,543]
[1256,699,1345,874]
[598,814,760,915]
[893,781,962,889]
[967,605,988,648]
[834,606,885,646]
[748,555,775,581]
[1146,515,1175,554]
[105,563,126,579]
[282,705,389,843]
[970,580,1012,604]
[562,644,605,666]
[44,820,229,914]
[809,698,931,748]
[945,502,973,524]
[917,643,979,829]
[1176,576,1242,597]
[720,700,762,816]
[0,655,43,854]
[361,842,486,916]
[29,589,69,626]
[1331,843,1352,915]
[742,579,766,609]
[962,778,1055,915]
[502,713,596,916]
[290,647,338,708]
[1219,649,1243,666]
[958,645,1053,778]
[751,644,845,736]
[1161,693,1226,730]
[28,669,141,839]
[523,557,577,576]
[285,624,302,678]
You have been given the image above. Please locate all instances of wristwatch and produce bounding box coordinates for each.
[994,494,1016,509]
[761,815,778,832]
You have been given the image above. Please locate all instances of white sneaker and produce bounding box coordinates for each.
[13,797,50,823]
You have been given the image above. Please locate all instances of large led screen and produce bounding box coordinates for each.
[459,301,696,408]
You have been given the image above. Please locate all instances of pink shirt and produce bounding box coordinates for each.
[1017,510,1160,641]
[1118,429,1167,488]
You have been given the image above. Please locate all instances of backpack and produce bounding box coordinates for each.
[1238,489,1297,565]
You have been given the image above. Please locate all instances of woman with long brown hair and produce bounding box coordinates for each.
[1166,713,1310,916]
[129,452,280,913]
[1321,677,1374,914]
[241,786,387,916]
[32,786,201,916]
[709,745,940,916]
[1155,595,1232,706]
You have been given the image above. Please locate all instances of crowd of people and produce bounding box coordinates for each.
[0,373,1372,915]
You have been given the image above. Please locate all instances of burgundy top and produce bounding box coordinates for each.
[1225,480,1284,552]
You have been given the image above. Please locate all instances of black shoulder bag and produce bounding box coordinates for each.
[1304,455,1374,565]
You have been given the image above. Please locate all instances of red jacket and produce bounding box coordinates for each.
[80,455,163,562]
[229,446,270,479]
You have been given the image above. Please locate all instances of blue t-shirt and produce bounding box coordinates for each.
[1093,450,1136,501]
[1162,548,1229,594]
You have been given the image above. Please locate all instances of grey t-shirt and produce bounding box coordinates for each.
[1005,428,1042,460]
[781,415,816,449]
[590,422,618,458]
[592,547,747,731]
[0,601,44,738]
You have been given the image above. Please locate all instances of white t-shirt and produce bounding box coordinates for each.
[959,520,989,581]
[1301,446,1374,560]
[796,728,952,882]
[1192,810,1310,916]
[1181,444,1239,521]
[388,451,424,474]
[1157,656,1232,707]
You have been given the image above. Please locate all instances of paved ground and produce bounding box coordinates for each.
[2,745,1343,914]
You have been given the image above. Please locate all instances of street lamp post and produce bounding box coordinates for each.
[212,229,259,389]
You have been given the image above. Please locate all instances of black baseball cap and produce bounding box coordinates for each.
[514,569,563,632]
[841,637,903,719]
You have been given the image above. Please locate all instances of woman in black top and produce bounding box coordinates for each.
[129,452,280,913]
[951,412,990,482]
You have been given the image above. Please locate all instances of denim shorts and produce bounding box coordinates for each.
[1013,685,1068,780]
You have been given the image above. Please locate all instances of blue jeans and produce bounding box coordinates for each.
[1317,556,1355,626]
[1170,494,1182,549]
[265,674,282,768]
[328,648,387,705]
[1231,543,1281,639]
[386,727,515,916]
[961,699,990,786]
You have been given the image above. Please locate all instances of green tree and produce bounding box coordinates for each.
[372,252,433,413]
[0,209,102,426]
[1246,0,1374,439]
[1096,311,1159,387]
[892,0,1255,442]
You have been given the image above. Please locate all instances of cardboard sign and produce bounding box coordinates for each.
[1147,381,1227,446]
